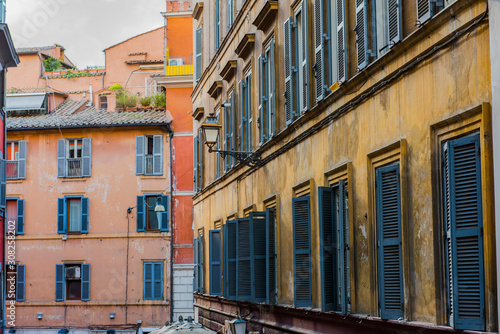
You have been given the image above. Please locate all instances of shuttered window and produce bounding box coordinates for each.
[57,138,91,178]
[194,129,204,192]
[7,198,25,235]
[284,18,295,125]
[355,0,369,70]
[224,91,236,170]
[376,163,404,319]
[266,208,277,304]
[296,1,309,115]
[443,133,485,331]
[135,135,163,176]
[259,38,276,145]
[224,220,237,299]
[55,263,90,301]
[416,0,444,25]
[194,235,204,293]
[228,0,234,29]
[195,27,203,81]
[215,0,220,50]
[293,195,312,307]
[16,264,25,301]
[144,262,163,300]
[7,140,27,180]
[57,196,89,234]
[214,108,222,178]
[136,195,169,232]
[209,229,222,295]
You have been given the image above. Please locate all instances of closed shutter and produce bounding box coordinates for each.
[194,237,199,292]
[318,187,335,311]
[237,218,252,300]
[160,195,169,231]
[376,163,404,319]
[444,134,485,331]
[18,140,27,179]
[57,198,66,234]
[153,262,163,300]
[293,195,312,307]
[144,263,153,300]
[16,264,25,301]
[195,27,203,81]
[388,0,402,46]
[17,199,25,235]
[258,55,265,145]
[153,135,163,175]
[55,264,64,301]
[251,212,267,302]
[209,230,221,295]
[81,197,89,233]
[355,0,369,70]
[225,220,237,299]
[239,80,245,151]
[266,208,277,304]
[81,264,90,301]
[82,138,91,177]
[314,0,325,101]
[301,0,309,113]
[337,0,348,82]
[269,38,276,137]
[136,196,145,232]
[57,139,66,177]
[194,136,198,191]
[135,136,145,175]
[284,18,295,125]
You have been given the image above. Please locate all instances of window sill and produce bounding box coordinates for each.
[62,178,87,182]
[7,180,23,183]
[140,175,166,180]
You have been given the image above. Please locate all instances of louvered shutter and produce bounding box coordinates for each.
[81,197,89,233]
[339,180,350,314]
[239,80,245,151]
[160,195,169,231]
[194,136,198,191]
[230,92,236,167]
[135,136,145,175]
[16,264,25,301]
[82,138,91,177]
[250,212,267,302]
[355,0,369,70]
[417,0,432,24]
[444,134,485,331]
[314,0,325,101]
[269,38,276,137]
[228,0,233,27]
[225,220,237,300]
[246,74,253,152]
[199,235,204,292]
[57,139,66,177]
[153,262,163,300]
[17,199,24,235]
[81,264,90,301]
[237,218,252,300]
[195,27,203,81]
[215,0,220,49]
[301,0,309,113]
[57,198,66,234]
[18,140,27,179]
[284,18,295,125]
[224,104,230,171]
[318,187,335,311]
[293,196,312,307]
[199,130,203,189]
[194,237,199,292]
[55,264,64,301]
[143,263,153,299]
[337,0,348,82]
[0,158,5,209]
[153,135,163,175]
[376,163,404,319]
[136,196,145,232]
[209,230,221,295]
[388,0,402,46]
[258,55,265,145]
[266,208,277,304]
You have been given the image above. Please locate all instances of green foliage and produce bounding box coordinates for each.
[43,58,62,72]
[110,83,123,92]
[152,93,166,108]
[139,95,153,107]
[127,95,138,108]
[116,91,138,109]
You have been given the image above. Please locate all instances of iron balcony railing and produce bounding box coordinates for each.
[165,47,193,76]
[145,155,154,175]
[7,161,18,180]
[67,158,82,177]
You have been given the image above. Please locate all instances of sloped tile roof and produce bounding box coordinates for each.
[16,45,57,54]
[7,99,171,131]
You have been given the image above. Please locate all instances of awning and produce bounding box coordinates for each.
[6,94,46,111]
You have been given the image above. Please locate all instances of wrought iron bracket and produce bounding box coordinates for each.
[208,148,261,167]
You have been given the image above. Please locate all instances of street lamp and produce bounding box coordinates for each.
[200,116,261,167]
[228,317,247,334]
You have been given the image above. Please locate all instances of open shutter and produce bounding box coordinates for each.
[81,264,90,301]
[82,138,91,177]
[338,180,350,314]
[135,136,145,175]
[318,187,335,311]
[445,134,485,330]
[55,264,64,301]
[301,0,309,113]
[269,38,276,137]
[230,92,236,166]
[388,0,402,46]
[225,220,237,300]
[258,55,265,145]
[199,129,203,188]
[136,196,145,232]
[18,140,27,179]
[293,196,312,307]
[284,18,295,125]
[246,75,253,152]
[376,163,403,319]
[417,0,432,24]
[194,136,198,191]
[16,265,25,301]
[266,208,277,304]
[17,199,25,235]
[160,195,169,231]
[239,80,245,151]
[153,135,163,175]
[57,198,66,234]
[153,262,163,300]
[209,230,221,295]
[237,218,252,300]
[194,237,199,292]
[57,139,66,178]
[215,0,220,49]
[314,0,325,101]
[144,263,153,299]
[199,235,204,292]
[337,0,348,82]
[355,0,369,70]
[195,27,203,81]
[0,158,5,209]
[81,197,89,233]
[250,212,267,302]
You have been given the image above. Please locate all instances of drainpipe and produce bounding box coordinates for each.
[168,128,174,323]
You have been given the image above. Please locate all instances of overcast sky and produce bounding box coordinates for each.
[6,0,165,68]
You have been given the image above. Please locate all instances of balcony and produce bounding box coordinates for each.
[164,47,193,76]
[67,158,82,177]
[7,161,18,180]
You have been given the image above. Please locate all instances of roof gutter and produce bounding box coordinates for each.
[7,122,172,132]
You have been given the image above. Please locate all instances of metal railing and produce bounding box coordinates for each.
[165,48,193,76]
[145,155,154,175]
[7,161,18,180]
[67,158,82,177]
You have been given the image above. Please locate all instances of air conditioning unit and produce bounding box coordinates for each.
[168,58,183,66]
[65,266,81,279]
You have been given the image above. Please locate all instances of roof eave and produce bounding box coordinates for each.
[0,24,19,68]
[7,121,172,132]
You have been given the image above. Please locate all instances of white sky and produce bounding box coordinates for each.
[6,0,166,68]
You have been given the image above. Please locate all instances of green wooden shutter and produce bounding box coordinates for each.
[237,218,252,300]
[239,80,245,151]
[160,195,169,231]
[355,0,369,70]
[57,139,66,177]
[293,195,312,307]
[82,138,91,177]
[18,140,27,179]
[225,220,237,300]
[314,0,325,101]
[269,38,276,137]
[195,27,203,81]
[224,103,230,171]
[198,236,204,292]
[266,208,277,304]
[81,264,90,301]
[57,198,66,234]
[81,197,89,233]
[55,264,64,301]
[209,230,221,295]
[250,211,267,302]
[339,180,350,314]
[258,54,265,145]
[318,187,335,311]
[153,262,163,300]
[16,264,25,301]
[300,0,309,113]
[143,262,153,300]
[246,74,253,152]
[152,135,163,175]
[17,199,25,235]
[230,92,236,167]
[388,0,402,46]
[284,18,295,125]
[136,196,145,232]
[376,163,403,319]
[337,0,348,82]
[135,136,145,175]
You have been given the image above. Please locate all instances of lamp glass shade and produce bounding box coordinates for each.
[203,125,220,146]
[229,318,247,334]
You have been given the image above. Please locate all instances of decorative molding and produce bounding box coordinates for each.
[253,1,279,32]
[192,2,204,20]
[235,34,255,59]
[208,80,223,99]
[193,107,204,121]
[220,60,238,82]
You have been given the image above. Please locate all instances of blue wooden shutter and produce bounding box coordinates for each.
[266,208,277,304]
[284,18,295,125]
[225,220,237,300]
[388,0,402,46]
[153,135,163,175]
[153,262,163,300]
[82,138,91,177]
[195,27,203,81]
[258,55,265,145]
[301,0,309,113]
[18,140,27,179]
[199,129,203,188]
[81,197,89,233]
[194,135,199,191]
[355,0,369,70]
[444,134,485,330]
[246,74,253,152]
[0,158,5,209]
[230,92,236,167]
[199,235,204,292]
[269,38,276,137]
[228,0,234,28]
[55,264,64,301]
[17,199,25,235]
[215,0,220,49]
[57,139,66,177]
[337,0,348,82]
[57,198,66,234]
[209,230,221,295]
[338,180,350,314]
[194,237,199,292]
[160,195,169,231]
[136,196,145,232]
[16,264,25,301]
[314,0,325,101]
[417,0,443,24]
[143,262,153,300]
[318,187,335,311]
[237,218,252,300]
[376,163,403,319]
[250,212,267,302]
[81,264,90,301]
[293,195,312,307]
[135,136,145,175]
[239,80,245,151]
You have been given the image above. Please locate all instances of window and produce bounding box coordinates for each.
[55,263,90,301]
[7,140,26,180]
[215,0,220,50]
[7,264,25,301]
[442,133,485,331]
[57,138,91,178]
[239,71,252,152]
[224,90,236,170]
[143,262,163,300]
[57,197,89,234]
[292,195,312,307]
[99,95,108,110]
[209,229,221,295]
[417,0,446,25]
[375,162,403,319]
[194,234,204,293]
[194,129,203,192]
[195,26,203,81]
[136,135,163,176]
[319,181,351,313]
[259,38,276,144]
[228,0,234,29]
[7,198,24,235]
[136,194,169,232]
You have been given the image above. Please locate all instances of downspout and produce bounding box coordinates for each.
[2,68,6,333]
[169,128,174,323]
